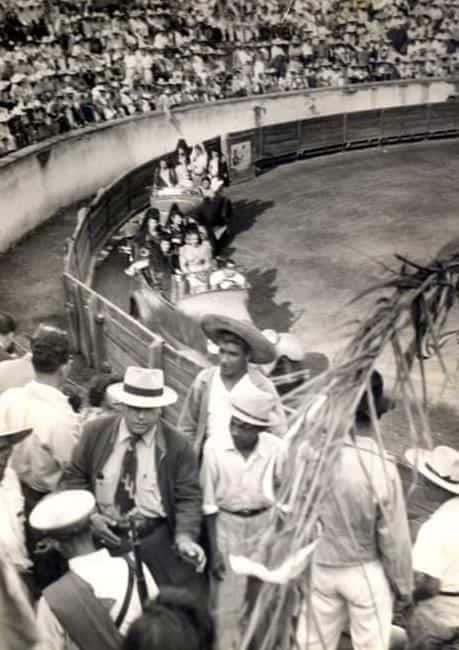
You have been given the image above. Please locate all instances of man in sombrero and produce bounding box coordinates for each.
[178,314,287,455]
[404,445,459,649]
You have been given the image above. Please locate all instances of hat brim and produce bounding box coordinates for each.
[201,314,276,365]
[405,448,459,495]
[107,382,177,408]
[231,405,273,428]
[0,427,33,447]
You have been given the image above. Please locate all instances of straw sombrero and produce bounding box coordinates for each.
[201,314,276,365]
[405,446,459,495]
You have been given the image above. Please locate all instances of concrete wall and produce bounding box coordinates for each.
[0,78,456,253]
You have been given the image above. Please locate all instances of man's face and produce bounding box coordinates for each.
[123,404,160,437]
[230,416,260,452]
[218,340,248,378]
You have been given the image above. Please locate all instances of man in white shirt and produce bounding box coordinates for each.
[0,325,79,512]
[179,314,287,456]
[201,386,286,650]
[405,445,459,648]
[31,490,158,650]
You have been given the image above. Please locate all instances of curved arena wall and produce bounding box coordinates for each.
[0,77,457,253]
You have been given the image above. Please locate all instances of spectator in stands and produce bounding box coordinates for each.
[179,225,212,295]
[0,0,458,156]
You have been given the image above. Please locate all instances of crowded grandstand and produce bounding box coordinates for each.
[0,0,458,155]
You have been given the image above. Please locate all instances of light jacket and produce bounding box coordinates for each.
[61,414,203,542]
[314,434,413,600]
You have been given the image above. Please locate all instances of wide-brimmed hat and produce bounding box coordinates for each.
[30,490,96,538]
[107,367,177,408]
[276,332,306,362]
[202,314,276,365]
[405,446,459,494]
[231,384,278,427]
[0,427,33,448]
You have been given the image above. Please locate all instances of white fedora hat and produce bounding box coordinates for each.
[231,384,278,428]
[107,367,177,409]
[405,446,459,495]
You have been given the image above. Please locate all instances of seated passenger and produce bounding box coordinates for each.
[189,143,208,187]
[209,259,247,291]
[175,149,193,189]
[179,226,212,295]
[135,208,162,255]
[208,149,230,188]
[152,158,178,194]
[167,204,186,249]
[199,176,216,199]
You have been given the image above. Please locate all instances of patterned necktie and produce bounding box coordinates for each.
[114,436,138,515]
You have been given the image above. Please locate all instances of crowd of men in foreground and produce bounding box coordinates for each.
[1,0,459,155]
[0,309,459,650]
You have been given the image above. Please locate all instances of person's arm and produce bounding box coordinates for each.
[177,371,206,440]
[58,422,94,491]
[179,247,190,274]
[173,436,203,543]
[376,467,413,602]
[200,444,225,579]
[35,596,67,650]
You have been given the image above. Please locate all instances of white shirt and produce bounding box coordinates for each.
[36,548,158,649]
[201,431,286,514]
[207,371,254,440]
[0,381,80,493]
[413,496,459,593]
[0,468,30,570]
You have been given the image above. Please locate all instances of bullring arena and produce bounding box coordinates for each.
[2,26,459,650]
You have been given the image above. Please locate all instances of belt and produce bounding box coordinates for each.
[220,507,270,518]
[112,516,166,540]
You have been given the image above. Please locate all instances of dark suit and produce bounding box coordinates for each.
[61,414,207,599]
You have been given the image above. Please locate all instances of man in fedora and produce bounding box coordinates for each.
[61,367,207,600]
[298,370,413,650]
[31,489,158,650]
[201,383,287,650]
[179,314,287,456]
[404,445,459,648]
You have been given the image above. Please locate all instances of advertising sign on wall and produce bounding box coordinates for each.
[227,129,257,184]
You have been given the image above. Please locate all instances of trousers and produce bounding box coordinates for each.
[297,560,393,650]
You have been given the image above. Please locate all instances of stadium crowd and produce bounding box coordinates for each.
[1,0,459,155]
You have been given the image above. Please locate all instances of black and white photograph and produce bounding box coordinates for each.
[1,0,459,648]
